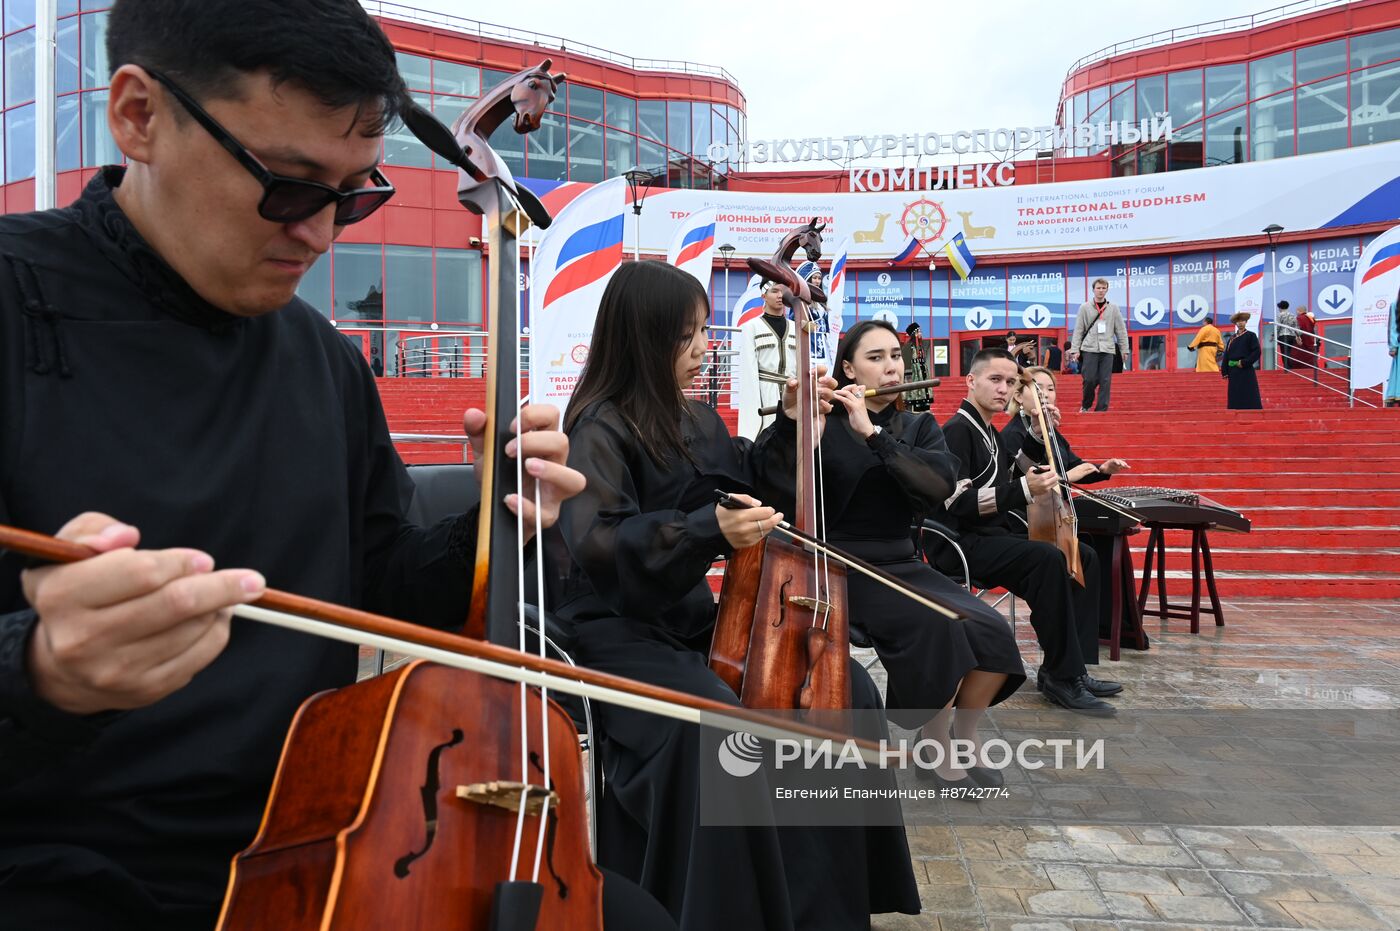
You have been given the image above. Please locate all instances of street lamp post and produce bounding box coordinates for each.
[623,167,657,260]
[713,243,735,409]
[1264,223,1284,366]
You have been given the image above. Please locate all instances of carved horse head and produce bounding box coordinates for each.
[748,218,828,304]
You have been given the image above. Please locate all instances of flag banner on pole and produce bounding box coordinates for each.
[1232,251,1266,335]
[667,206,718,286]
[887,234,923,268]
[1350,224,1400,392]
[945,232,977,281]
[529,176,629,411]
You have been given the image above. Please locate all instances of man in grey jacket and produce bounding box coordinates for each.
[1067,278,1129,411]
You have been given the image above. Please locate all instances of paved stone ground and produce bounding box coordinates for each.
[868,598,1400,931]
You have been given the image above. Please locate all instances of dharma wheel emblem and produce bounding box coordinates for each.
[900,198,947,244]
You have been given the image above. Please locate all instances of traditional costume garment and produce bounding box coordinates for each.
[931,401,1102,682]
[736,311,798,439]
[1188,322,1223,372]
[552,400,919,931]
[1223,329,1263,409]
[782,406,1025,729]
[0,169,479,928]
[1386,303,1400,406]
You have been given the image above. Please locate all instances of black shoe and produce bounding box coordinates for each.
[965,765,1005,789]
[1041,676,1117,715]
[1080,673,1123,697]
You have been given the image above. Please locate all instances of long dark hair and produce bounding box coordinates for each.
[565,261,708,463]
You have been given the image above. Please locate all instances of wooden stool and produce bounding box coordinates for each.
[1137,522,1225,633]
[1087,528,1148,661]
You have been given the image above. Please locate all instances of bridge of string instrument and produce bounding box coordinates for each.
[788,596,832,613]
[457,781,560,817]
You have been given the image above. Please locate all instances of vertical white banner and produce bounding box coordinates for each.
[666,206,719,287]
[1350,224,1400,392]
[1232,252,1266,335]
[529,177,629,412]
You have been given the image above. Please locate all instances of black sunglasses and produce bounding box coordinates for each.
[146,69,395,226]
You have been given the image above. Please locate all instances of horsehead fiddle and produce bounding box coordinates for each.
[1019,370,1086,586]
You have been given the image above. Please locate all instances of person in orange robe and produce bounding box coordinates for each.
[1188,320,1224,372]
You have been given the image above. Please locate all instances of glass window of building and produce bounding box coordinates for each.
[432,94,472,132]
[56,15,78,94]
[1251,88,1295,159]
[1295,39,1347,85]
[488,117,526,179]
[690,101,709,157]
[481,68,511,94]
[1250,51,1294,99]
[569,119,603,182]
[666,100,690,155]
[527,111,567,181]
[385,246,433,322]
[1296,74,1349,154]
[1136,75,1165,124]
[569,83,603,123]
[1205,105,1247,166]
[1205,63,1246,115]
[638,137,667,182]
[432,59,479,97]
[436,248,482,324]
[605,92,635,132]
[60,0,78,13]
[1352,59,1400,145]
[1166,68,1202,129]
[638,99,665,141]
[1166,120,1202,170]
[385,92,434,167]
[81,88,120,166]
[5,104,33,182]
[1351,27,1400,69]
[1109,80,1134,125]
[604,128,634,178]
[5,0,35,33]
[1072,91,1087,155]
[79,11,106,90]
[56,92,79,171]
[1087,85,1108,122]
[6,28,35,107]
[1137,140,1165,174]
[296,254,332,317]
[333,243,384,321]
[396,52,431,91]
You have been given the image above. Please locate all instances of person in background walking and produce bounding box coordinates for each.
[1067,278,1128,412]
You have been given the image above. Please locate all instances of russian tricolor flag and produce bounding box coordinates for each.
[530,176,629,408]
[1231,251,1266,335]
[1360,241,1400,284]
[733,275,765,326]
[1238,259,1266,290]
[668,207,719,285]
[887,233,923,267]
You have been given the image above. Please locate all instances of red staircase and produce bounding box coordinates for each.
[377,370,1400,600]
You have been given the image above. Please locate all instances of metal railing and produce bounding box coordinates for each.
[361,1,739,84]
[1064,0,1352,77]
[1271,322,1384,408]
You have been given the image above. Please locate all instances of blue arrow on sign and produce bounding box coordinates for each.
[1136,299,1165,325]
[1026,307,1048,327]
[969,309,988,328]
[1324,288,1347,311]
[1183,299,1201,316]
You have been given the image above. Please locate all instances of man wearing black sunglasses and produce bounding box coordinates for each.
[0,3,667,930]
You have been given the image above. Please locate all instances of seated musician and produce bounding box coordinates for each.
[1001,367,1144,652]
[929,350,1121,714]
[793,321,1027,787]
[552,261,920,931]
[0,4,681,929]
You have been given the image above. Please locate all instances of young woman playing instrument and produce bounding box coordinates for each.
[551,262,918,931]
[799,320,1026,786]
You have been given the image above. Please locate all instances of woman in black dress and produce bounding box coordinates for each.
[800,320,1026,786]
[1223,311,1263,409]
[551,262,919,931]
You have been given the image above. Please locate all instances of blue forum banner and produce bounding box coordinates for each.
[1310,239,1362,320]
[1008,264,1066,330]
[951,267,1005,332]
[853,269,914,329]
[1170,253,1215,327]
[1127,257,1171,331]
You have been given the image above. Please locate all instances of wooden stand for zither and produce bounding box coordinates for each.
[1136,522,1225,634]
[1082,527,1148,662]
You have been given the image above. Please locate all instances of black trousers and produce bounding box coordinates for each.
[939,532,1101,681]
[1079,351,1115,411]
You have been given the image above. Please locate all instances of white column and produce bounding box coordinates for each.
[33,0,58,209]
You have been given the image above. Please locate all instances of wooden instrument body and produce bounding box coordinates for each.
[217,661,603,930]
[710,536,851,710]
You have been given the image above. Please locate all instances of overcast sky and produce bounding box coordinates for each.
[405,0,1305,164]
